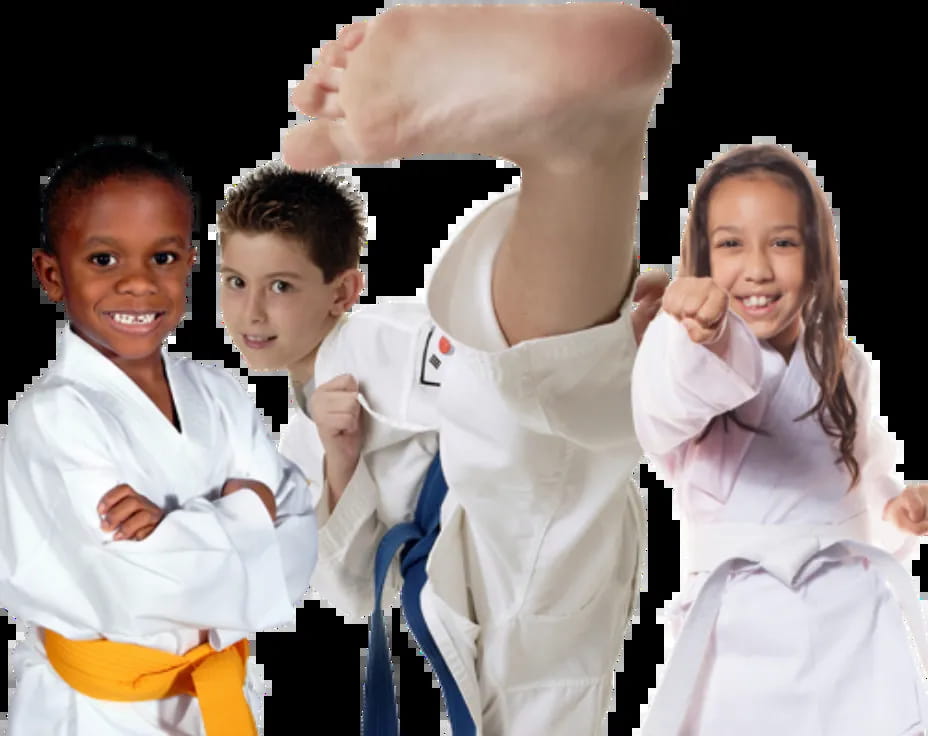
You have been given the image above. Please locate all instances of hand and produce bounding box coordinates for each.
[310,374,364,505]
[883,484,928,536]
[98,484,165,541]
[630,269,670,346]
[661,276,730,344]
[221,478,277,523]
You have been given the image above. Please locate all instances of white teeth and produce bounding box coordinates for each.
[744,296,775,308]
[112,313,157,325]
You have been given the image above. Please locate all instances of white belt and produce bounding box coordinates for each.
[641,513,928,735]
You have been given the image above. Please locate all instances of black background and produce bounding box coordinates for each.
[4,2,923,734]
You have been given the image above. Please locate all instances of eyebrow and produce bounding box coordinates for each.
[83,235,187,249]
[219,267,304,280]
[711,225,801,236]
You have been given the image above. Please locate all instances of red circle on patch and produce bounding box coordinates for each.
[438,336,452,355]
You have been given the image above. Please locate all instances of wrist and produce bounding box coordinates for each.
[323,453,358,508]
[704,312,731,357]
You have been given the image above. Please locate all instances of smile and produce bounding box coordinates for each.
[736,294,781,315]
[103,311,167,335]
[242,334,277,349]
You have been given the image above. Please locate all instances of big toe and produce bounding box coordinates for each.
[282,119,359,171]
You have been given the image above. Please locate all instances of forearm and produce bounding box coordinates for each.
[632,311,762,455]
[324,448,364,510]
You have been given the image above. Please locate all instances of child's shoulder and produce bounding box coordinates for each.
[324,301,433,370]
[8,373,105,442]
[341,301,432,335]
[841,338,871,392]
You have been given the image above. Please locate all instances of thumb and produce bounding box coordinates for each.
[633,269,670,304]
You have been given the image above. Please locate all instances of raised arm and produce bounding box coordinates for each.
[632,307,764,458]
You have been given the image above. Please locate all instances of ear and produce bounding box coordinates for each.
[331,268,365,315]
[33,250,65,302]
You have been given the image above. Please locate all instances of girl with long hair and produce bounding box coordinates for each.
[633,143,928,735]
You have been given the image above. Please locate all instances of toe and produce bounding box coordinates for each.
[292,75,326,115]
[292,66,343,115]
[337,20,367,51]
[282,119,361,170]
[319,37,348,68]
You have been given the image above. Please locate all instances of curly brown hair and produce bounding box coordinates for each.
[217,162,365,283]
[684,144,859,489]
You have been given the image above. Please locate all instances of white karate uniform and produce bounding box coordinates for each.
[632,309,928,736]
[1,325,316,735]
[279,188,646,736]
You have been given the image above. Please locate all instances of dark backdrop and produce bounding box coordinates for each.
[4,3,921,734]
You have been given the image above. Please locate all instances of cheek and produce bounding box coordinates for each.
[707,256,736,289]
[782,257,805,291]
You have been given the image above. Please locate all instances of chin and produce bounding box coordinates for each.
[241,356,283,372]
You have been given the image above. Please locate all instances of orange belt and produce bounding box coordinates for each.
[43,628,258,736]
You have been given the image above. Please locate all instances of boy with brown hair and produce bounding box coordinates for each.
[220,4,673,733]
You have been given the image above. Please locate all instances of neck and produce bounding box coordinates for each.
[71,324,166,387]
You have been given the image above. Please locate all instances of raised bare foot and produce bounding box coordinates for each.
[283,4,671,170]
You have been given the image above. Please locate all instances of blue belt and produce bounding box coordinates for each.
[363,452,476,736]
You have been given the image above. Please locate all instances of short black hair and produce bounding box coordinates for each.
[41,140,195,255]
[217,162,365,283]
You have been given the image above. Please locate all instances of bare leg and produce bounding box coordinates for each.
[286,4,672,344]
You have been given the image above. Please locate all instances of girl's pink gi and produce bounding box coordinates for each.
[633,309,928,736]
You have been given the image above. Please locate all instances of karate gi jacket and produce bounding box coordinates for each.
[1,326,317,735]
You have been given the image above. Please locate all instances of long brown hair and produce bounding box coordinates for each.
[683,144,859,488]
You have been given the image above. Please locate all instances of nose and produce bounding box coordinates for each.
[743,242,774,283]
[244,288,267,324]
[115,261,158,295]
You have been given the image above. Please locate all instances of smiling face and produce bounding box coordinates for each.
[707,174,807,360]
[219,231,363,384]
[33,175,195,382]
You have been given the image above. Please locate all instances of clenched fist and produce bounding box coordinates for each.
[310,374,364,506]
[662,276,730,345]
[883,484,928,536]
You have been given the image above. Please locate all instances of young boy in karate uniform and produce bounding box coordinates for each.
[220,5,673,734]
[1,143,316,735]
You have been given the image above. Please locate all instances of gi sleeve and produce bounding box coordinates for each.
[278,402,411,618]
[0,386,299,639]
[631,308,765,457]
[846,345,916,558]
[214,370,318,609]
[311,455,403,617]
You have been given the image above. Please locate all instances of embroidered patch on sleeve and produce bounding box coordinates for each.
[420,325,453,387]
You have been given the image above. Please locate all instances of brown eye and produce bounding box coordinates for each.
[89,253,116,267]
[154,252,179,265]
